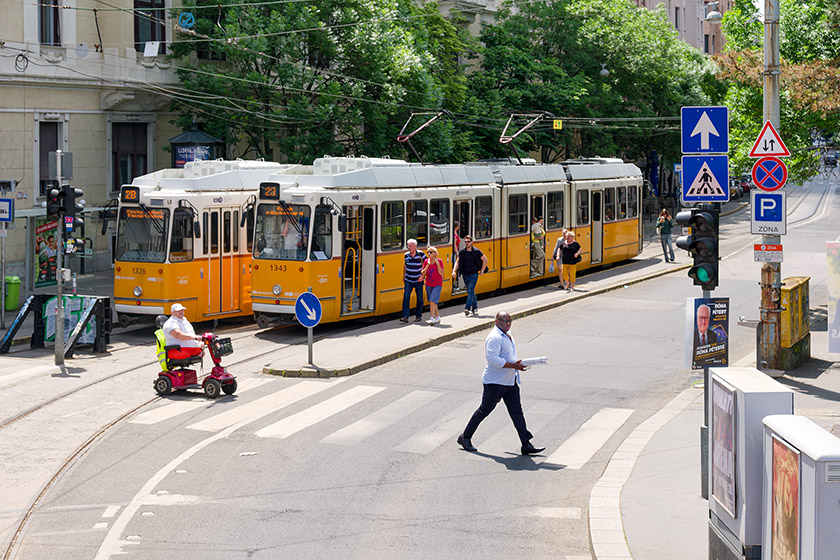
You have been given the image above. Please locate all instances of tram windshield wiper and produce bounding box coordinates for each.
[138,203,165,235]
[277,200,304,237]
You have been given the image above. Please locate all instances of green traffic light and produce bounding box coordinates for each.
[695,266,711,283]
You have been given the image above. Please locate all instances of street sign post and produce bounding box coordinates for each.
[751,157,787,191]
[681,155,730,203]
[748,121,790,157]
[754,244,783,263]
[295,291,322,366]
[681,106,729,154]
[751,191,786,235]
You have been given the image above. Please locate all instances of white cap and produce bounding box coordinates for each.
[171,303,186,313]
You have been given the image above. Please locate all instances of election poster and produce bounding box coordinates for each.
[34,218,58,287]
[685,297,729,369]
[711,376,736,517]
[828,242,840,353]
[771,436,800,560]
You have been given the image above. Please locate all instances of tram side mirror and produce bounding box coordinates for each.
[338,215,347,232]
[239,213,248,228]
[194,221,201,238]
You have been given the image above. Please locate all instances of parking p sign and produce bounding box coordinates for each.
[751,190,786,235]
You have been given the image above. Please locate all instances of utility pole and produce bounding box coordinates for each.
[55,150,65,367]
[758,0,781,371]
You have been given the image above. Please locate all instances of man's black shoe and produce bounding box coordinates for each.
[521,443,545,455]
[457,434,477,452]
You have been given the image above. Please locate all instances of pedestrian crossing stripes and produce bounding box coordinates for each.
[0,364,58,388]
[128,377,635,467]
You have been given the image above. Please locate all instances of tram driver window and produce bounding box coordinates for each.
[474,196,492,239]
[430,198,450,246]
[617,187,627,219]
[576,190,590,225]
[546,191,564,230]
[310,205,333,261]
[169,209,194,262]
[381,201,404,250]
[628,186,639,218]
[407,200,428,247]
[508,194,527,235]
[604,188,616,222]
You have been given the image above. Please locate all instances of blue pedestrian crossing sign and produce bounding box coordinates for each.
[681,155,729,203]
[681,106,729,154]
[295,292,322,328]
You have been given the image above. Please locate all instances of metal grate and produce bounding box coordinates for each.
[826,462,840,483]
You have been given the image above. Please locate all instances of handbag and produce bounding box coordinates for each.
[575,255,582,264]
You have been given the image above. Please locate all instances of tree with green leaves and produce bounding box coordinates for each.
[169,0,475,163]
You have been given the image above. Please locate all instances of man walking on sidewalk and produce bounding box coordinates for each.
[457,311,545,455]
[452,235,488,316]
[400,239,427,323]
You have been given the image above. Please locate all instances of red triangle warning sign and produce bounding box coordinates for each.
[749,121,790,157]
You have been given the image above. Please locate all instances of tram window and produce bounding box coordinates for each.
[254,204,310,260]
[169,209,194,262]
[202,212,209,255]
[604,188,616,222]
[546,192,564,230]
[407,200,428,247]
[576,190,590,225]
[310,205,333,261]
[381,201,404,250]
[233,211,239,252]
[617,187,627,219]
[628,186,639,218]
[210,212,219,254]
[115,207,169,263]
[223,211,231,253]
[429,198,450,245]
[246,207,254,253]
[474,196,492,239]
[508,194,528,235]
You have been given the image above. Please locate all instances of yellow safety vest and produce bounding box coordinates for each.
[154,329,169,371]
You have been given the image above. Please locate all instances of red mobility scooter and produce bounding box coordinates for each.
[153,316,237,398]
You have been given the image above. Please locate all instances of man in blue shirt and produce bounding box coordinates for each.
[457,311,545,455]
[400,238,427,323]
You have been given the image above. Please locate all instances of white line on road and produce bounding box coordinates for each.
[101,505,120,518]
[0,365,57,389]
[394,400,478,454]
[186,379,341,432]
[322,390,441,446]
[255,385,385,439]
[475,400,568,454]
[545,408,634,469]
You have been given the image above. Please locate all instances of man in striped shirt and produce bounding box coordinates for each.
[400,239,427,323]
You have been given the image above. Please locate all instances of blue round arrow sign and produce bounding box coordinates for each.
[295,292,322,328]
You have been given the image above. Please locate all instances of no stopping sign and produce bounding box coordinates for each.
[751,156,787,191]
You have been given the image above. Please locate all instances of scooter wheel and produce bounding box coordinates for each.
[204,378,221,399]
[154,376,172,396]
[222,379,237,395]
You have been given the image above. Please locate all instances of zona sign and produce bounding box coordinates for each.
[751,156,787,192]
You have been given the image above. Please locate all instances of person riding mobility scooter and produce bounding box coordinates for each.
[153,309,237,398]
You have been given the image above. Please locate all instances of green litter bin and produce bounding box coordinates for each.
[4,276,20,311]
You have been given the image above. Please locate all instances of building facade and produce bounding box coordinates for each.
[0,0,181,295]
[632,0,730,55]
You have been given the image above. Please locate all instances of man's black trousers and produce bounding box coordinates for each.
[463,382,533,445]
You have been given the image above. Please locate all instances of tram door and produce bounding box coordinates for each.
[452,199,471,293]
[530,195,546,277]
[341,205,376,314]
[590,192,603,265]
[205,208,241,315]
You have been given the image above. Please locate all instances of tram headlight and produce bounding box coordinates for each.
[133,286,143,297]
[272,284,282,296]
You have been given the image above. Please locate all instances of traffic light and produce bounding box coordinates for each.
[61,186,85,231]
[675,208,720,291]
[46,187,64,219]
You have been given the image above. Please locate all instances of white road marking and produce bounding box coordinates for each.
[0,365,57,388]
[255,385,385,439]
[545,408,634,469]
[322,390,441,446]
[129,377,273,425]
[470,400,567,454]
[101,506,120,518]
[186,380,339,432]
[394,400,478,454]
[30,527,108,537]
[93,522,108,529]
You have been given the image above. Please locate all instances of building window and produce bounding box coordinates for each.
[705,34,710,54]
[39,0,61,46]
[674,7,680,31]
[135,0,166,55]
[112,123,148,191]
[38,121,61,197]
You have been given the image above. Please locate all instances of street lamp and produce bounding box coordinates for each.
[706,1,723,23]
[599,63,609,77]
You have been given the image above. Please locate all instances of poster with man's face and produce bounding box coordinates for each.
[685,297,729,369]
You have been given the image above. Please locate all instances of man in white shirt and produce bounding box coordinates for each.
[162,303,203,359]
[457,311,545,455]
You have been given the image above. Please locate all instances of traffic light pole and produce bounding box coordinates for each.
[758,0,782,372]
[55,150,65,367]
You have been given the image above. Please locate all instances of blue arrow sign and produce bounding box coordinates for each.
[295,292,322,328]
[681,155,729,203]
[681,106,729,154]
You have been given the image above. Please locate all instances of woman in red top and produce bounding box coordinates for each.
[421,246,444,325]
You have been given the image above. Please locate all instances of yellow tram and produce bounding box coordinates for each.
[250,156,643,327]
[113,159,289,326]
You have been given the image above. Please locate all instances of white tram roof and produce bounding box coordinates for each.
[131,159,292,191]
